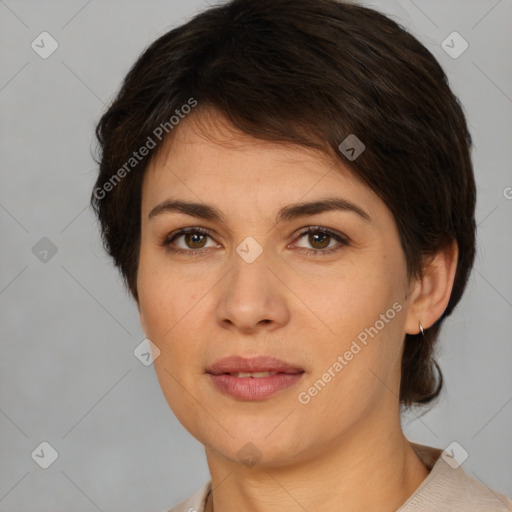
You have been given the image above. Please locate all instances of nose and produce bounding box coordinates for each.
[215,243,290,334]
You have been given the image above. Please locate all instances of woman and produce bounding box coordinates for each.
[91,0,512,510]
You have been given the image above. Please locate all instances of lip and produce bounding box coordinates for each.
[206,355,305,401]
[206,355,304,375]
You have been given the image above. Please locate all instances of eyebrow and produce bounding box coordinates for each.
[148,197,371,224]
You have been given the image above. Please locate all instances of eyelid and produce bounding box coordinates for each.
[293,225,349,244]
[162,226,217,248]
[291,225,349,254]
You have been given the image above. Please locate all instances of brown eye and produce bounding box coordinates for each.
[294,227,349,255]
[308,231,331,249]
[163,227,217,254]
[183,232,208,249]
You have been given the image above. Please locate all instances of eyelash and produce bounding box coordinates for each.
[161,226,349,257]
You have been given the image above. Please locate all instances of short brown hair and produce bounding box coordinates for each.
[91,0,476,408]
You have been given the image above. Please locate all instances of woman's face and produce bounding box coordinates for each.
[137,111,416,467]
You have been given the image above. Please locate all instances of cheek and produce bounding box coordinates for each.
[298,259,407,400]
[137,264,206,425]
[300,259,402,337]
[297,310,405,431]
[137,247,197,334]
[138,283,198,365]
[137,256,211,381]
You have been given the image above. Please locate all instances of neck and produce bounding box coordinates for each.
[204,409,429,512]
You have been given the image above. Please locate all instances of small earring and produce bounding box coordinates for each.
[419,321,424,335]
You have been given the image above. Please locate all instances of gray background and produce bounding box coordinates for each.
[1,0,511,510]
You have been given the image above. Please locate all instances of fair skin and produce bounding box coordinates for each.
[137,110,458,512]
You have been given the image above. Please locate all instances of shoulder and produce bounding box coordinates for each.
[164,481,211,512]
[400,442,512,511]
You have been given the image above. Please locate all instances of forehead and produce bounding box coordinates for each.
[141,109,382,221]
[148,109,337,173]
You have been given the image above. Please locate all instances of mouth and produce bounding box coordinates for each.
[224,371,300,378]
[206,355,305,376]
[206,355,305,400]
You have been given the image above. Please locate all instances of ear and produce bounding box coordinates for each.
[404,240,459,335]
